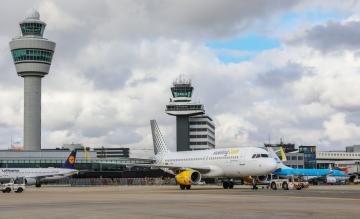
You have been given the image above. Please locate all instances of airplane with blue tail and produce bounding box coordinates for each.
[268,147,349,184]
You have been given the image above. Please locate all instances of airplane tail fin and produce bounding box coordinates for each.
[63,150,77,169]
[150,120,170,155]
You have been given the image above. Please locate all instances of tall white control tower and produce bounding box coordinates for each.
[9,10,56,151]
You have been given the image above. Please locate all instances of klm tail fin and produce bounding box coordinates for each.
[63,150,77,169]
[150,120,170,155]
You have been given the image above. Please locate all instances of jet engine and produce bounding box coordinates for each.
[25,178,37,185]
[175,169,201,185]
[25,178,41,187]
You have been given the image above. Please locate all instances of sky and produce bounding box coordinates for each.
[1,0,360,157]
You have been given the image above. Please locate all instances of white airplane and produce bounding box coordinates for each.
[0,150,79,187]
[131,120,277,190]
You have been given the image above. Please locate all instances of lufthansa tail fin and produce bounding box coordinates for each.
[150,120,170,155]
[63,150,77,169]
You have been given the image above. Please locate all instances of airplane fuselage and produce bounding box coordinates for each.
[0,168,78,181]
[157,147,277,178]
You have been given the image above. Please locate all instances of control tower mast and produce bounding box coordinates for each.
[9,10,56,151]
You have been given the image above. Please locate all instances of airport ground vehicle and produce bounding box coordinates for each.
[353,175,360,184]
[0,177,26,193]
[269,175,309,190]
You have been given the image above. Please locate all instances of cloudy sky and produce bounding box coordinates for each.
[1,0,360,156]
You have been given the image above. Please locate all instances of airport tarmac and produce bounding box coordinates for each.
[1,185,360,219]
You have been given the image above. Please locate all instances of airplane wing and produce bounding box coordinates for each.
[122,163,212,174]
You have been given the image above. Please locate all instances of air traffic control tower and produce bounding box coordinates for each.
[9,10,56,151]
[166,77,215,151]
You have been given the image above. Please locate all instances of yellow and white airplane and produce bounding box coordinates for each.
[137,120,277,190]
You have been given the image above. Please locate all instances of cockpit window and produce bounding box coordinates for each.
[252,154,269,158]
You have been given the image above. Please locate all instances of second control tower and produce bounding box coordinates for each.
[9,10,56,151]
[166,77,215,151]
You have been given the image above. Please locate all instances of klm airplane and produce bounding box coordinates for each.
[269,147,349,183]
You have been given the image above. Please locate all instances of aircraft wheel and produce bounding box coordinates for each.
[15,188,23,193]
[185,185,191,190]
[229,182,234,189]
[35,182,41,188]
[271,182,277,190]
[223,181,229,189]
[282,182,289,190]
[180,185,186,190]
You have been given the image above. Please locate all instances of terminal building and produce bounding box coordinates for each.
[166,77,215,151]
[0,147,166,178]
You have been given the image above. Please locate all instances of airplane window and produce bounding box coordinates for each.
[261,154,269,158]
[253,154,261,158]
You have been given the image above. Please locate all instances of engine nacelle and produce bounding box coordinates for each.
[175,170,201,186]
[25,178,37,185]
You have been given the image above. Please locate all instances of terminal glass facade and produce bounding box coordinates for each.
[299,146,317,169]
[11,49,53,63]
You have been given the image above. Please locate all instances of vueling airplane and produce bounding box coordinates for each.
[135,120,277,190]
[0,150,78,187]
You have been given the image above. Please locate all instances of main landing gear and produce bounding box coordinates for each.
[222,181,234,189]
[179,185,191,190]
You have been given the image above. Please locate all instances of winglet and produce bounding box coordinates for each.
[150,120,169,155]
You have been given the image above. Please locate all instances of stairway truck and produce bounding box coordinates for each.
[269,176,309,190]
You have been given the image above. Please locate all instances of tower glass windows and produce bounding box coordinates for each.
[20,22,45,36]
[171,86,193,98]
[166,104,203,111]
[11,49,53,63]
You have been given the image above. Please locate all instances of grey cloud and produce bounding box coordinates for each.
[84,67,132,90]
[106,128,142,145]
[2,0,359,152]
[291,21,360,53]
[68,0,299,40]
[128,76,157,87]
[256,62,312,87]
